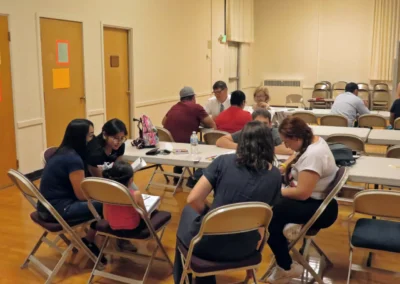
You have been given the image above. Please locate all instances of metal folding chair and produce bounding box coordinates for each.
[260,167,349,284]
[347,191,400,283]
[203,130,229,145]
[292,111,318,125]
[320,114,348,127]
[178,202,273,284]
[7,169,97,284]
[41,147,58,166]
[358,114,387,129]
[81,177,173,284]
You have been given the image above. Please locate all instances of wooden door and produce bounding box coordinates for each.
[0,16,17,188]
[103,27,130,133]
[40,18,86,147]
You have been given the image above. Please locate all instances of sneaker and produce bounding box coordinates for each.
[283,223,302,241]
[267,262,303,284]
[81,238,107,265]
[116,239,138,253]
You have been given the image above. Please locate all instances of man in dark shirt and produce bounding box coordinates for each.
[216,109,293,155]
[162,86,215,142]
[390,98,400,128]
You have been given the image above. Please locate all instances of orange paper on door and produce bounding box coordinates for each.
[52,68,70,89]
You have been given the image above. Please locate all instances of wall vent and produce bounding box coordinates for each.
[263,80,302,87]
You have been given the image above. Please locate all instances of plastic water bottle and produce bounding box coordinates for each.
[190,131,199,158]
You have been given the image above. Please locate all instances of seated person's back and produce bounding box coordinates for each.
[163,86,215,143]
[215,90,252,133]
[102,161,146,230]
[331,82,369,126]
[390,98,400,127]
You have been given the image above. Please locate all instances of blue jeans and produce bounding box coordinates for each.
[62,201,103,223]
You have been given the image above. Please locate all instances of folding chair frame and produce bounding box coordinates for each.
[144,164,193,195]
[260,167,349,284]
[178,202,273,284]
[346,190,400,283]
[7,169,97,284]
[81,178,173,284]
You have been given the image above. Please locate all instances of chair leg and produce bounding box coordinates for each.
[259,255,276,281]
[292,248,323,284]
[145,167,158,191]
[179,252,190,284]
[21,231,47,269]
[251,269,258,284]
[88,236,109,284]
[45,244,74,284]
[158,165,170,183]
[347,249,353,284]
[153,227,173,269]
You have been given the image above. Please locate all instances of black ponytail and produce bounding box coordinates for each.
[102,161,133,187]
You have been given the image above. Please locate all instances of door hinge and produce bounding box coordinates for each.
[16,159,19,169]
[8,32,10,42]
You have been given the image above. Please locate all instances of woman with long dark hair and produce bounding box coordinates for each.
[173,121,282,284]
[38,119,105,261]
[266,117,339,283]
[86,118,128,177]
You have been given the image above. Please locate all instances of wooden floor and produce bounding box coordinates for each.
[1,145,398,284]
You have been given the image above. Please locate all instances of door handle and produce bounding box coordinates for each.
[126,91,131,96]
[80,96,86,101]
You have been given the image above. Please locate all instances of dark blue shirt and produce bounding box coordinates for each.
[390,98,400,121]
[38,150,84,215]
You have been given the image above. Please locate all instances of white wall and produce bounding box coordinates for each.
[253,0,375,103]
[0,0,229,173]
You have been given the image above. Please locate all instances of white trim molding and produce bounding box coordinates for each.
[17,118,44,129]
[135,92,211,108]
[88,109,105,116]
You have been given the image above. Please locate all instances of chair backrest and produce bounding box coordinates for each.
[320,115,348,127]
[289,167,349,248]
[332,89,344,99]
[374,83,389,91]
[332,81,347,91]
[358,114,386,128]
[7,169,38,208]
[292,112,318,125]
[394,117,400,130]
[7,169,98,262]
[326,134,365,153]
[81,178,146,218]
[357,82,369,91]
[353,190,400,219]
[386,145,400,158]
[358,90,370,103]
[373,90,390,102]
[156,127,175,142]
[285,94,304,107]
[203,130,229,145]
[320,81,331,90]
[42,147,58,166]
[312,89,329,100]
[314,83,328,91]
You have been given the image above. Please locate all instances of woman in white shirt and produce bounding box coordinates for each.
[266,117,339,284]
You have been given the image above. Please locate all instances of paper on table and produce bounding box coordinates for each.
[164,143,173,152]
[131,157,147,172]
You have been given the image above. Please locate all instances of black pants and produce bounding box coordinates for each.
[267,197,338,270]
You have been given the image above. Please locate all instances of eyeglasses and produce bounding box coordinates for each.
[212,89,225,95]
[111,136,127,143]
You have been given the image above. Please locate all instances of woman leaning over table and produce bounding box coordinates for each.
[253,86,270,110]
[265,117,339,284]
[173,121,282,284]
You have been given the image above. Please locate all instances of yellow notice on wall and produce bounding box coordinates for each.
[52,68,70,89]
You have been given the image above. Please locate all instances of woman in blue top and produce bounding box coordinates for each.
[38,119,105,260]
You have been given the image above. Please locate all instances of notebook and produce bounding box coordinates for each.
[142,194,161,214]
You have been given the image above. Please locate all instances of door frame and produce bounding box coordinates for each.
[0,12,20,169]
[100,21,134,136]
[35,12,89,148]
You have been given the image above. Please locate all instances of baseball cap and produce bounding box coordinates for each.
[180,86,195,98]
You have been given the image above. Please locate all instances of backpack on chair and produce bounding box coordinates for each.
[131,115,158,149]
[328,143,356,167]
